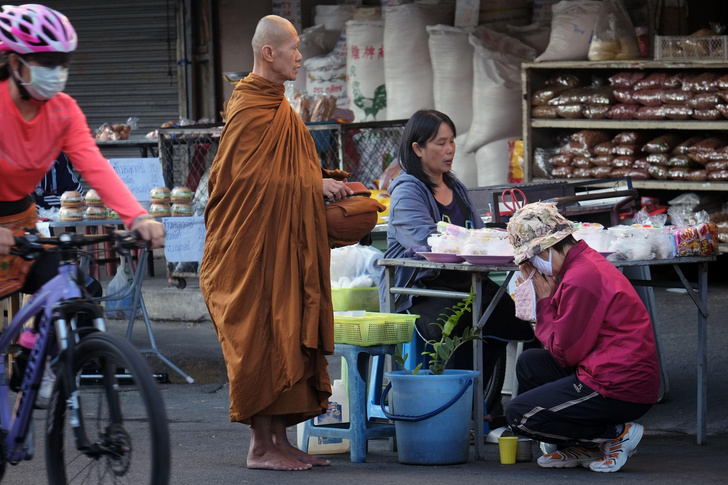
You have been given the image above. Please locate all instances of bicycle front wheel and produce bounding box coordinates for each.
[46,332,170,485]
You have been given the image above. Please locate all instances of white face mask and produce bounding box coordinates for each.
[17,57,68,100]
[532,248,554,276]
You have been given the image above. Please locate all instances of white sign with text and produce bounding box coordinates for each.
[108,158,165,202]
[163,216,205,262]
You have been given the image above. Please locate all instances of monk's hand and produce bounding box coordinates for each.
[0,227,14,256]
[131,217,165,249]
[322,178,352,202]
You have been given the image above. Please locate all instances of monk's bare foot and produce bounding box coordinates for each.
[278,442,331,467]
[247,448,312,471]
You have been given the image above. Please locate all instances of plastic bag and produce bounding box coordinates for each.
[330,244,384,287]
[105,256,134,319]
[588,0,640,61]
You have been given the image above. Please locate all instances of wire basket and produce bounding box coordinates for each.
[331,287,380,312]
[654,35,728,60]
[333,312,418,346]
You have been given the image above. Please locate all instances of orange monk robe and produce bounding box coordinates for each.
[200,73,334,426]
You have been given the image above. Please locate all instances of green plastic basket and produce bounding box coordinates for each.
[333,312,418,346]
[331,287,380,312]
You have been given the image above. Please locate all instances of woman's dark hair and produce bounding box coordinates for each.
[0,59,9,81]
[398,109,457,193]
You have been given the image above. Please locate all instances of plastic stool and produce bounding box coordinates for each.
[300,344,396,462]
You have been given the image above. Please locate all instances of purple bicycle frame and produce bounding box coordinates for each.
[0,264,82,462]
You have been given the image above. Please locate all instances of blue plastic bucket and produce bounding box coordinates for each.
[383,369,480,465]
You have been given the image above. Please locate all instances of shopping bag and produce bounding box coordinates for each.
[105,255,134,319]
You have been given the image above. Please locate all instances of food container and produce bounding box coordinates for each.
[331,287,380,312]
[333,312,418,346]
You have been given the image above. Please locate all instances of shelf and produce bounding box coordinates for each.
[532,178,728,192]
[531,119,728,130]
[523,60,728,70]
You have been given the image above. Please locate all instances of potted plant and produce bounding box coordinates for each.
[382,292,482,465]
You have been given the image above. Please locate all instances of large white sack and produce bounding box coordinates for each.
[531,0,561,24]
[535,0,601,62]
[286,25,328,94]
[463,27,535,154]
[452,132,477,188]
[346,20,387,121]
[506,22,551,56]
[383,2,455,120]
[428,25,474,135]
[304,55,347,108]
[315,4,355,52]
[476,137,512,187]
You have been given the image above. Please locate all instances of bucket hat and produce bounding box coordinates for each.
[507,202,575,264]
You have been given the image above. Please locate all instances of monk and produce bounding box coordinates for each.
[199,15,352,471]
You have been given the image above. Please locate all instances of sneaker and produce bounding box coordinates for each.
[35,361,56,410]
[537,446,604,468]
[589,423,643,473]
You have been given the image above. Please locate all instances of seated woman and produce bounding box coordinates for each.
[378,109,534,414]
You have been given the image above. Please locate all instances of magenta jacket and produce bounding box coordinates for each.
[535,240,660,404]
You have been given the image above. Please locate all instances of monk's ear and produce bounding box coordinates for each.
[261,45,275,63]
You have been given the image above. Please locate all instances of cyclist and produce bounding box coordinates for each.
[0,4,164,271]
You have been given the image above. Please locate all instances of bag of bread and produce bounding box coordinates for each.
[588,0,640,61]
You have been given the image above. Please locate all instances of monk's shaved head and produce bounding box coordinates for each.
[252,15,293,60]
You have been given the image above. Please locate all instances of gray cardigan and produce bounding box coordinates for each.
[378,171,484,312]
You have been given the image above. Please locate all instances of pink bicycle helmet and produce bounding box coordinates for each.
[0,4,77,54]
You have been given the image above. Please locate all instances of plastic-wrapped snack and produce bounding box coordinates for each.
[612,131,651,146]
[635,106,666,120]
[688,136,728,154]
[612,144,641,156]
[632,89,664,107]
[633,158,650,170]
[663,72,689,89]
[719,92,728,103]
[685,169,708,181]
[532,86,570,105]
[667,155,692,168]
[687,149,717,166]
[692,108,722,120]
[610,167,630,177]
[533,147,557,179]
[570,130,611,147]
[646,153,669,165]
[613,89,636,104]
[708,146,728,161]
[310,94,337,122]
[644,134,684,153]
[716,104,728,119]
[633,72,667,90]
[688,93,719,109]
[572,156,593,168]
[585,87,617,106]
[561,142,591,157]
[607,104,638,119]
[551,154,573,167]
[532,105,559,118]
[608,71,647,88]
[626,168,650,180]
[660,89,692,104]
[718,73,728,90]
[548,87,593,105]
[682,72,719,93]
[668,167,690,179]
[573,167,592,178]
[663,104,693,120]
[593,142,614,156]
[592,166,613,178]
[707,160,728,171]
[555,104,584,119]
[647,164,668,179]
[707,170,728,181]
[611,156,636,168]
[593,155,613,167]
[290,92,312,122]
[552,166,573,178]
[582,105,609,119]
[544,73,581,88]
[673,134,707,154]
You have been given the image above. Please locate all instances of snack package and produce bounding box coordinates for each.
[507,140,524,183]
[666,207,719,256]
[587,0,640,61]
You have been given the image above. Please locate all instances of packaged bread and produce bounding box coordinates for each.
[532,106,558,118]
[310,94,336,122]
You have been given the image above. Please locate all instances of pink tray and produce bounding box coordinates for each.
[416,252,466,263]
[459,254,515,265]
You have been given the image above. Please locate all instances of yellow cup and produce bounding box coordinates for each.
[498,436,518,465]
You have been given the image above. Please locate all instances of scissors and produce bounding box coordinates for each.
[501,188,527,213]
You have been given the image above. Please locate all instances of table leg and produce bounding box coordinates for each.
[697,262,708,445]
[472,273,485,460]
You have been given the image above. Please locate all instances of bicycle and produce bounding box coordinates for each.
[1,230,170,484]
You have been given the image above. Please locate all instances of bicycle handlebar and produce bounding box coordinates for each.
[11,230,147,260]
